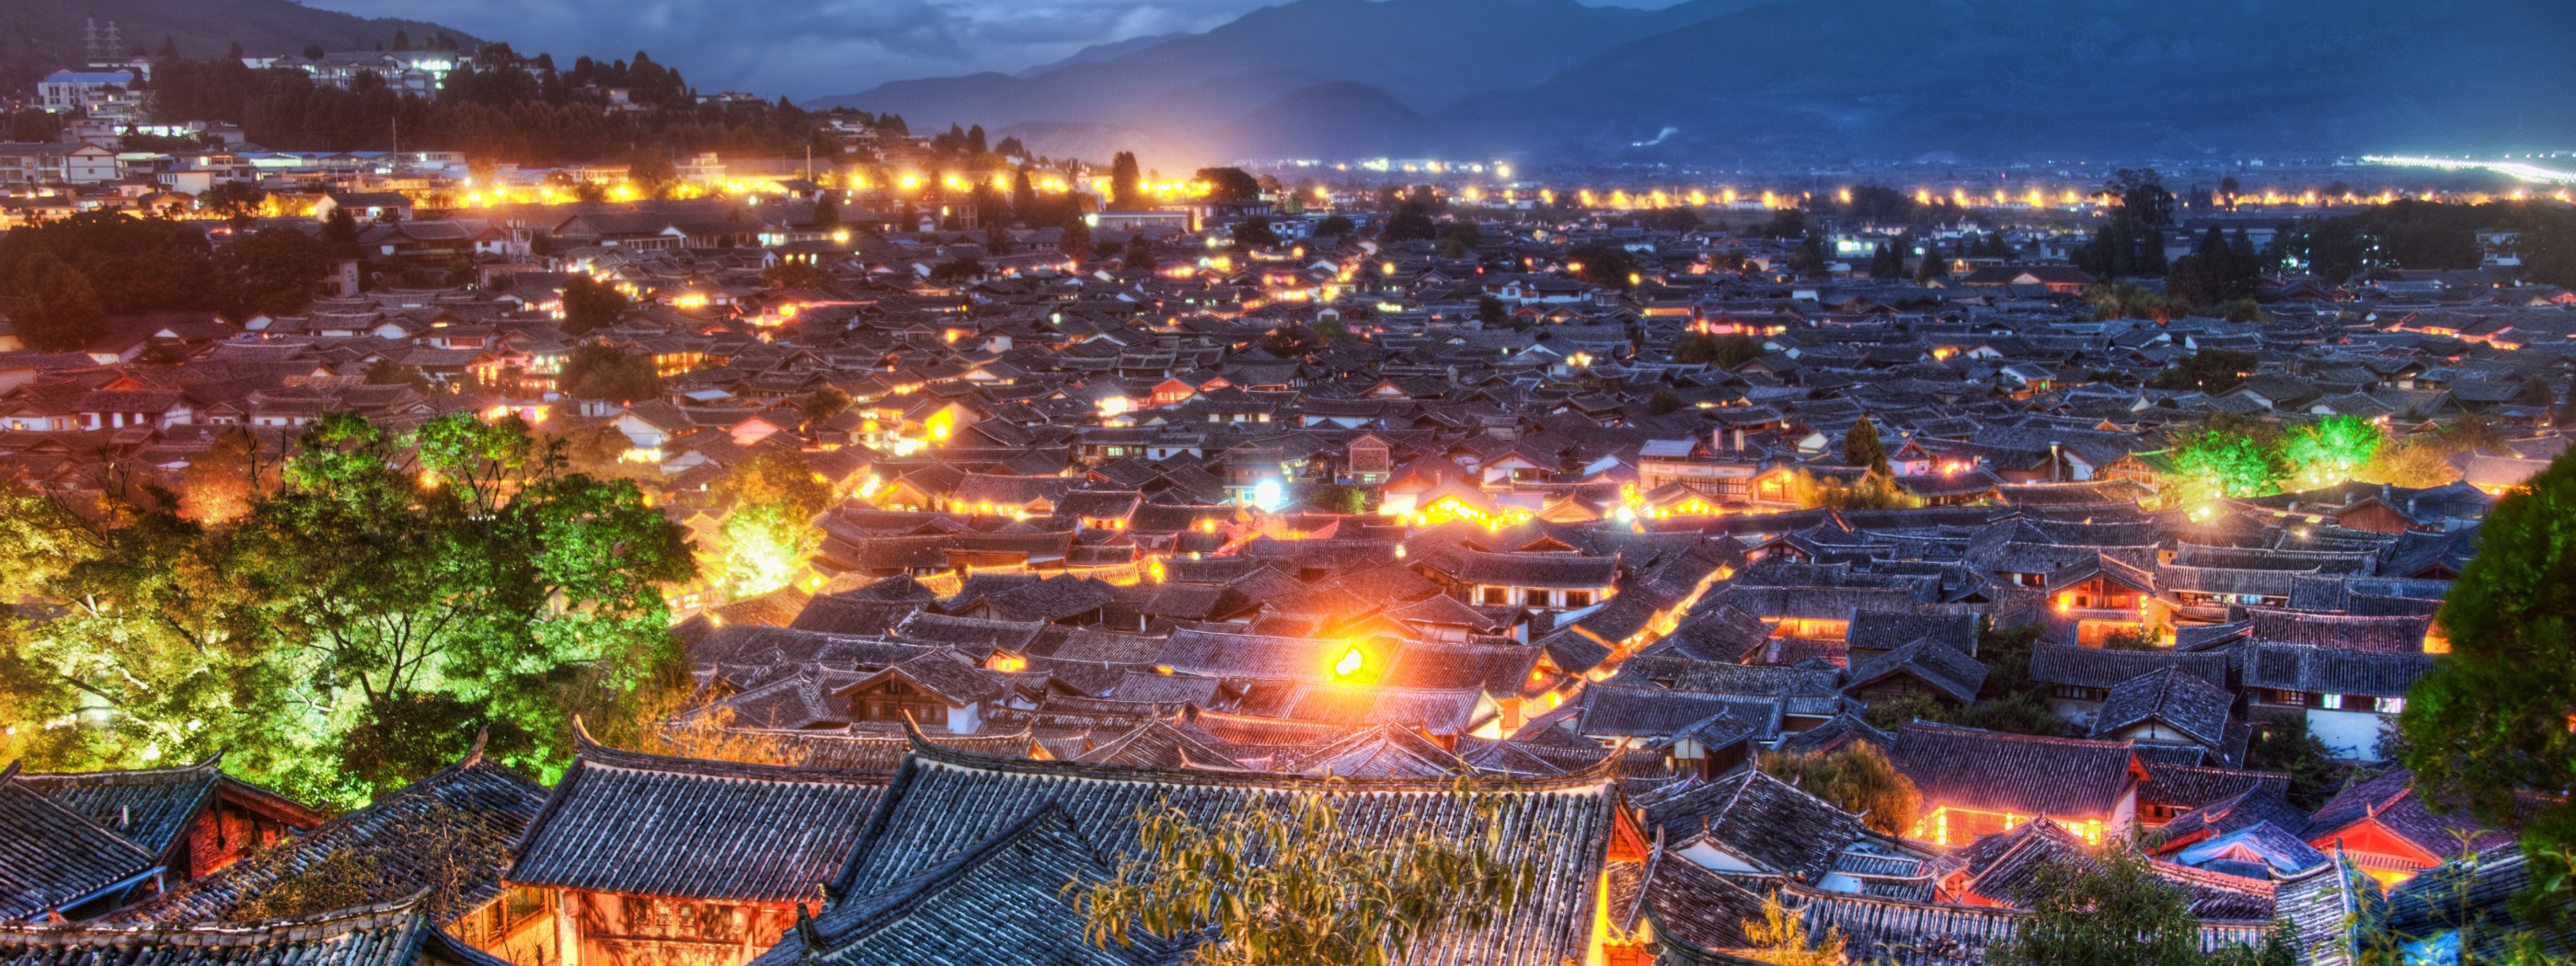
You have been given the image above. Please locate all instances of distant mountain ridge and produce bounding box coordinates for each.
[0,0,482,86]
[814,0,1763,161]
[813,0,2576,166]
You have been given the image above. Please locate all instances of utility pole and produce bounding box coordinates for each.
[389,117,398,175]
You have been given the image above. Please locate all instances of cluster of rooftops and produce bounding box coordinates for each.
[0,473,2555,964]
[3,199,2574,964]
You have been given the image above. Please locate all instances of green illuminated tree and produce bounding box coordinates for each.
[2400,450,2576,932]
[2167,428,2287,503]
[2279,415,2384,489]
[1074,782,1538,966]
[714,450,830,599]
[0,413,696,805]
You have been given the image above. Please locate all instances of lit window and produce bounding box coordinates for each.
[2318,694,2344,710]
[2375,696,2406,714]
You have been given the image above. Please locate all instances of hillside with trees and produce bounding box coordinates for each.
[0,0,479,89]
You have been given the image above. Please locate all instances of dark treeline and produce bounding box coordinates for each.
[144,46,844,165]
[2269,199,2576,288]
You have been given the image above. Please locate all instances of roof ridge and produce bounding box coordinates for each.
[904,713,1623,792]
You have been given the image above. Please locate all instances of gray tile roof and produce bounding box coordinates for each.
[509,735,891,903]
[0,894,511,966]
[0,765,157,921]
[832,729,1619,966]
[1888,723,2141,820]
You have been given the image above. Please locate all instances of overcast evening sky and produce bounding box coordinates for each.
[302,0,1692,101]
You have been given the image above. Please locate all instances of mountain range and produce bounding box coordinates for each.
[0,0,480,87]
[813,0,2576,167]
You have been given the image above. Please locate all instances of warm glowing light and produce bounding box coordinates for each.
[989,653,1028,673]
[1334,647,1365,677]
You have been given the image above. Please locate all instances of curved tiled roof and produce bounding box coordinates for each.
[0,894,510,966]
[1887,723,2142,820]
[112,747,546,925]
[831,726,1621,966]
[0,764,158,921]
[509,734,892,904]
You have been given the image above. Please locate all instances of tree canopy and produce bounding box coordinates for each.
[0,412,695,805]
[2145,349,2259,393]
[1846,415,1889,474]
[1195,167,1262,202]
[2401,449,2576,930]
[1757,743,1921,835]
[559,274,628,334]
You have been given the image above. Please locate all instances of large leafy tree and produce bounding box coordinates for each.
[210,227,331,318]
[0,413,695,804]
[714,449,831,599]
[1845,415,1889,474]
[558,275,629,334]
[1194,167,1262,202]
[0,211,214,316]
[2168,428,2287,503]
[7,253,106,352]
[2402,450,2576,930]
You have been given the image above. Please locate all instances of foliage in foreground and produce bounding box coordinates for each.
[1073,781,1539,966]
[2402,448,2576,931]
[227,801,509,924]
[1741,894,1844,966]
[0,413,696,805]
[1994,846,2295,966]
